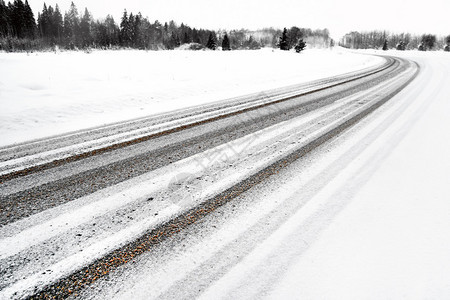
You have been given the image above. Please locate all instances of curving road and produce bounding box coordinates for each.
[74,52,450,300]
[0,54,422,299]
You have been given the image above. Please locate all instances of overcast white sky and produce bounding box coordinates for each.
[29,0,450,38]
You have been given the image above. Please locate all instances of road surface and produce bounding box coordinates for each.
[0,53,431,299]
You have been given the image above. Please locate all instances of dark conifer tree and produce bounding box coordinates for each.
[382,39,388,50]
[198,29,209,45]
[119,9,130,47]
[445,44,450,52]
[22,0,35,38]
[127,12,135,44]
[288,26,303,49]
[206,32,217,50]
[0,0,10,37]
[132,12,143,48]
[279,27,289,50]
[153,20,163,46]
[93,19,106,47]
[63,2,80,48]
[183,31,190,44]
[53,4,63,42]
[295,39,306,52]
[421,34,436,50]
[37,3,48,39]
[93,14,118,48]
[10,0,26,38]
[168,31,180,49]
[79,7,92,47]
[46,5,55,40]
[222,33,231,50]
[107,15,120,46]
[192,28,201,44]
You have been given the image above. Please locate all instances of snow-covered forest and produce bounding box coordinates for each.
[0,0,331,51]
[340,30,450,51]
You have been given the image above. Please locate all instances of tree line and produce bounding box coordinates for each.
[0,0,35,38]
[0,0,332,52]
[340,30,450,51]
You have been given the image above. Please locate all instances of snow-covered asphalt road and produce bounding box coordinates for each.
[0,53,424,299]
[73,52,449,300]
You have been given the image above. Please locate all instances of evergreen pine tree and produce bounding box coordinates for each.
[183,32,190,44]
[168,31,180,49]
[382,39,388,50]
[445,45,450,52]
[152,20,163,47]
[104,14,119,46]
[53,4,63,43]
[132,12,143,48]
[119,9,130,47]
[0,0,10,37]
[63,2,80,48]
[79,8,92,47]
[294,39,306,53]
[63,11,71,47]
[37,3,48,39]
[279,27,289,50]
[222,33,231,50]
[10,0,26,38]
[206,32,217,50]
[47,5,55,40]
[127,13,135,45]
[421,34,436,50]
[23,0,35,38]
[192,28,201,44]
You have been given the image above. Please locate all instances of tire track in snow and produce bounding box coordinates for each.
[0,57,406,226]
[0,57,395,183]
[0,57,418,299]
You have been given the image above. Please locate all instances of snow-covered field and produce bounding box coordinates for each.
[0,48,382,146]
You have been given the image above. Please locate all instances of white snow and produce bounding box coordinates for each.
[89,52,449,300]
[3,49,448,299]
[3,68,414,297]
[0,48,382,147]
[200,51,450,299]
[268,52,450,300]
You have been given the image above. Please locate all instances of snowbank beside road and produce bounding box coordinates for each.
[0,48,383,146]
